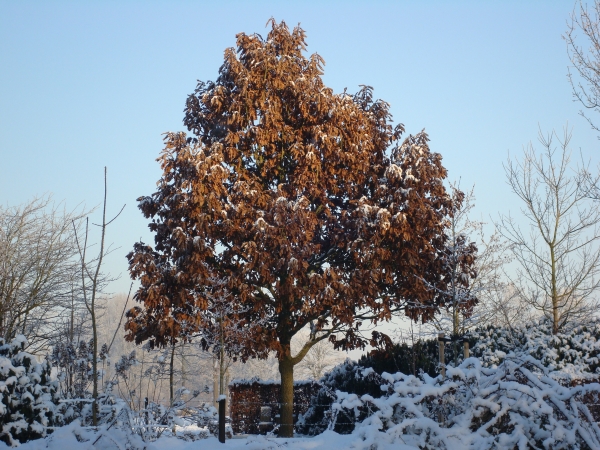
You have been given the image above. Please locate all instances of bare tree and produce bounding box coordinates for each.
[74,167,124,425]
[425,184,478,339]
[499,127,600,334]
[0,196,89,353]
[427,184,517,339]
[566,0,600,135]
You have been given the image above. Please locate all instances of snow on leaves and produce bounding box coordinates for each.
[126,19,470,437]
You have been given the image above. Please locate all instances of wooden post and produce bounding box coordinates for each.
[438,333,446,379]
[463,337,469,359]
[218,397,226,443]
[437,333,446,425]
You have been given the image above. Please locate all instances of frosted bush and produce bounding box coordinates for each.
[315,319,600,449]
[342,355,600,449]
[0,336,60,447]
[470,319,600,382]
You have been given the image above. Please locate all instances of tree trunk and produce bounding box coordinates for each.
[180,342,187,388]
[213,356,218,408]
[76,167,120,426]
[278,356,294,438]
[453,306,459,365]
[553,302,559,334]
[225,370,230,415]
[91,307,98,425]
[69,291,75,396]
[169,343,175,406]
[219,346,225,395]
[219,318,225,395]
[551,244,559,334]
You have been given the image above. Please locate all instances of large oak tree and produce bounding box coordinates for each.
[126,20,470,437]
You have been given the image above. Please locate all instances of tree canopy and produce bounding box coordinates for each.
[125,19,474,436]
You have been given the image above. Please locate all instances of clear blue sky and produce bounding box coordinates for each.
[1,0,597,295]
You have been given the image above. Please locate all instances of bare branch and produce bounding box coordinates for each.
[498,127,600,333]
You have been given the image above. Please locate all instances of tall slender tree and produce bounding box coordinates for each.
[500,128,600,334]
[74,167,124,425]
[427,185,478,341]
[126,20,466,437]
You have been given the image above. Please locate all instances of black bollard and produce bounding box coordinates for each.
[218,397,226,443]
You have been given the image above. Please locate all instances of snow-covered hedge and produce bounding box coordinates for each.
[298,336,471,436]
[299,319,600,448]
[0,336,60,447]
[340,355,600,449]
[354,318,600,382]
[296,360,386,436]
[357,338,442,378]
[470,319,600,381]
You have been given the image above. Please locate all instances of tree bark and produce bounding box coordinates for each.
[213,356,218,408]
[219,318,225,395]
[551,244,559,334]
[91,302,98,425]
[278,356,294,438]
[169,343,175,406]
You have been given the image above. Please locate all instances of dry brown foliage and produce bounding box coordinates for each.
[125,20,474,436]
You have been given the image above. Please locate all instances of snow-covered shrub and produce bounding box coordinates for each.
[314,319,600,448]
[102,389,225,443]
[52,344,162,430]
[299,339,461,437]
[301,319,600,445]
[358,338,442,378]
[51,340,94,401]
[344,356,600,449]
[49,339,122,427]
[179,403,233,440]
[297,360,388,436]
[299,339,456,436]
[52,342,219,443]
[49,339,224,444]
[469,318,600,381]
[0,335,60,446]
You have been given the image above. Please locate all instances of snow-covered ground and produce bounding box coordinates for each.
[10,423,359,450]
